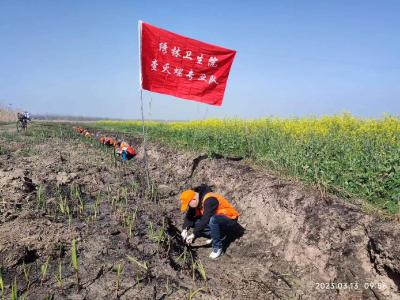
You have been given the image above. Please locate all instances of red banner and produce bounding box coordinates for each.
[139,21,236,106]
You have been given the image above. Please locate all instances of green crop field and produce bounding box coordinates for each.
[96,114,400,214]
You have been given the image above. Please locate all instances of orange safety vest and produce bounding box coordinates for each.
[196,192,240,219]
[126,146,136,156]
[104,137,115,146]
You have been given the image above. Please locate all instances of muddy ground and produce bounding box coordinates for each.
[0,122,399,300]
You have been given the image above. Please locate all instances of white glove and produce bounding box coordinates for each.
[185,234,195,245]
[181,229,188,239]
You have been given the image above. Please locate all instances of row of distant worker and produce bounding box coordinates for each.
[72,127,136,161]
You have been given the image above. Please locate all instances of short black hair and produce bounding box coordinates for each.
[192,184,214,203]
[193,184,212,193]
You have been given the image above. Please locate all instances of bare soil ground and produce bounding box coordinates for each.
[1,123,400,299]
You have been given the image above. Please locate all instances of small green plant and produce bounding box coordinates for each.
[189,252,196,281]
[114,263,124,297]
[129,181,139,195]
[165,277,170,295]
[66,204,72,227]
[147,220,168,246]
[125,208,138,238]
[196,260,207,282]
[195,259,210,292]
[135,273,141,285]
[70,185,81,202]
[40,258,50,286]
[36,185,45,209]
[145,181,159,203]
[93,194,101,219]
[126,255,148,271]
[78,197,84,216]
[11,277,18,300]
[71,239,80,288]
[55,260,63,287]
[176,247,190,267]
[121,187,128,208]
[22,262,31,289]
[0,269,4,300]
[70,185,84,216]
[188,287,204,300]
[58,196,67,215]
[111,195,117,211]
[106,186,112,202]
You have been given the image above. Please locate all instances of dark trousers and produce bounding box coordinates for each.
[195,215,237,251]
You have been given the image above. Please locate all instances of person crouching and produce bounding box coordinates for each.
[115,141,136,161]
[179,185,240,259]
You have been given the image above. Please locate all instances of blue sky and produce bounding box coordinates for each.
[0,0,399,120]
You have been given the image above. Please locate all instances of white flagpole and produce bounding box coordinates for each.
[138,20,150,188]
[138,20,143,88]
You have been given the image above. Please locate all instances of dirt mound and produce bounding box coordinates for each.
[0,123,399,299]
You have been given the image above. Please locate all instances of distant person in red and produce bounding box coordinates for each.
[122,145,136,161]
[102,137,116,147]
[115,141,136,161]
[72,127,86,134]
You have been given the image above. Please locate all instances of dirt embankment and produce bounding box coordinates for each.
[142,138,400,300]
[0,123,400,299]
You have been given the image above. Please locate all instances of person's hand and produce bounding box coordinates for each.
[181,229,188,240]
[185,234,195,245]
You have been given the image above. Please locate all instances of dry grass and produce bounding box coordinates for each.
[0,107,17,122]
